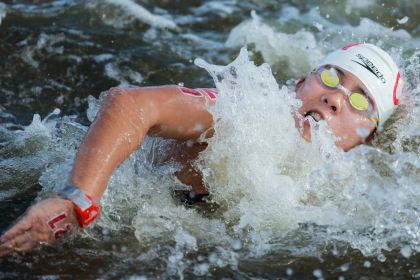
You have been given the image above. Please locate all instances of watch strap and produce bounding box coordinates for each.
[60,185,100,228]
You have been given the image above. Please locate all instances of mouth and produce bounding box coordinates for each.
[304,110,324,122]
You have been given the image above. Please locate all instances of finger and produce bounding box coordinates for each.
[0,217,32,243]
[0,235,22,256]
[0,229,45,256]
[14,238,38,253]
[0,242,14,257]
[0,231,29,252]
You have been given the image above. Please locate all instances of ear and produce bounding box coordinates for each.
[295,76,306,93]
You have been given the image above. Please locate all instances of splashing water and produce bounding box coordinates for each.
[97,0,178,30]
[193,47,420,259]
[1,0,419,278]
[15,45,418,278]
[0,2,6,25]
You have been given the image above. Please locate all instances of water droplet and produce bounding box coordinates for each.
[313,268,323,279]
[186,140,194,147]
[286,268,293,276]
[313,21,324,31]
[356,127,370,138]
[194,123,204,132]
[377,254,386,262]
[232,239,242,250]
[193,263,209,275]
[363,260,371,268]
[400,245,412,259]
[208,253,218,264]
[340,263,350,272]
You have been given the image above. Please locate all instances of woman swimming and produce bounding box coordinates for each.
[0,43,404,256]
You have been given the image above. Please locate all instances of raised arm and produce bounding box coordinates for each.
[71,85,214,199]
[0,85,215,256]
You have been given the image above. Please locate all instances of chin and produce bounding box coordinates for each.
[335,140,360,152]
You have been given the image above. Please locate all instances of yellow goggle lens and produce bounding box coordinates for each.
[349,93,369,111]
[320,69,340,88]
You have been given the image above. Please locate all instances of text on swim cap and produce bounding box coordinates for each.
[352,54,386,84]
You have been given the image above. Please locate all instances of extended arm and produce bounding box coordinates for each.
[0,85,215,256]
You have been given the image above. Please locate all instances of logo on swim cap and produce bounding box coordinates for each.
[352,53,386,84]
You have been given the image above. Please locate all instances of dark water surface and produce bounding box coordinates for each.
[1,0,419,279]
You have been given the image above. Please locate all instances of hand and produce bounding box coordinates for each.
[0,197,79,257]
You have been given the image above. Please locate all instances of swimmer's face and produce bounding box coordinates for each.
[294,65,378,151]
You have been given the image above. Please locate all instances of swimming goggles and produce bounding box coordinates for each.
[311,66,378,127]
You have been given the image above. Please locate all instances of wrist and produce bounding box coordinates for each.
[59,185,100,228]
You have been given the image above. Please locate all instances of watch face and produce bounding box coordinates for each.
[62,185,93,211]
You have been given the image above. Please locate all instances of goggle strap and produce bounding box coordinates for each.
[370,117,379,128]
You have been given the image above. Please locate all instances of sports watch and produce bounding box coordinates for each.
[60,185,100,228]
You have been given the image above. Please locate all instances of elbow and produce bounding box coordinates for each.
[102,87,137,115]
[103,87,127,106]
[101,87,158,131]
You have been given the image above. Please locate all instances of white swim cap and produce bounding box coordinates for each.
[317,43,404,130]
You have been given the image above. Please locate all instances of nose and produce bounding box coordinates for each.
[320,91,344,113]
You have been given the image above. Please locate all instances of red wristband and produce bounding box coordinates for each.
[74,193,100,228]
[60,185,100,228]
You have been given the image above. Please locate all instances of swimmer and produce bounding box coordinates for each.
[0,43,404,256]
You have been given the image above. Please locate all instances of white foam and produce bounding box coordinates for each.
[397,16,409,24]
[400,245,412,258]
[227,6,418,76]
[195,48,341,242]
[1,4,418,275]
[193,1,236,17]
[19,32,67,68]
[345,0,376,14]
[0,2,6,25]
[104,0,177,30]
[94,53,114,62]
[194,46,420,258]
[104,62,143,86]
[226,11,320,75]
[9,0,76,15]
